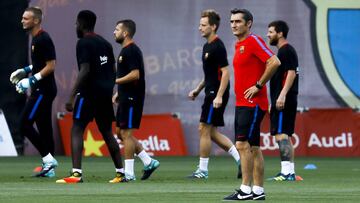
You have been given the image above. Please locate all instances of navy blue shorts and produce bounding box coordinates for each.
[234,106,265,146]
[200,91,229,127]
[270,102,297,136]
[116,98,143,129]
[73,94,115,130]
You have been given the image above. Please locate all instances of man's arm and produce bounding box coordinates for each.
[14,60,57,94]
[244,55,281,99]
[65,63,90,111]
[276,70,296,110]
[188,79,205,100]
[38,60,56,77]
[213,67,229,108]
[115,69,139,85]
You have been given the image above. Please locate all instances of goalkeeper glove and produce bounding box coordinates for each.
[15,72,42,94]
[10,65,33,84]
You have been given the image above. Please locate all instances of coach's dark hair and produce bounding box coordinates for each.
[201,9,221,32]
[77,10,97,31]
[25,7,43,23]
[268,20,289,39]
[116,19,136,38]
[230,8,253,27]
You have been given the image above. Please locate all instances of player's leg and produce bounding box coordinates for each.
[34,95,58,177]
[249,108,266,200]
[211,129,241,178]
[20,93,55,177]
[224,106,266,200]
[224,107,255,200]
[288,137,296,180]
[56,95,91,183]
[237,140,253,186]
[210,90,241,178]
[210,92,240,165]
[116,101,137,180]
[120,128,137,180]
[20,95,46,156]
[188,94,214,179]
[188,122,211,179]
[98,126,125,183]
[56,119,87,183]
[252,147,265,200]
[286,102,301,180]
[275,133,292,180]
[126,102,160,180]
[128,135,160,180]
[71,119,87,176]
[270,103,297,181]
[94,99,126,183]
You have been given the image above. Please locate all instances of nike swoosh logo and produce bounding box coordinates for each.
[237,194,252,199]
[253,194,265,200]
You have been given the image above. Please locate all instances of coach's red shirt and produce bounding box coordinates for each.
[233,33,274,111]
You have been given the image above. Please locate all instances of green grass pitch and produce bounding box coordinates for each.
[0,156,359,202]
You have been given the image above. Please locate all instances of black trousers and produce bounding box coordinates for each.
[20,92,55,157]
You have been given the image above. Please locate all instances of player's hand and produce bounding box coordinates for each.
[244,85,260,100]
[188,89,200,100]
[10,69,26,84]
[213,96,222,108]
[112,92,119,104]
[276,94,286,110]
[65,98,74,112]
[15,76,37,94]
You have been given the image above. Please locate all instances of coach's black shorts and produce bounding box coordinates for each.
[234,105,266,146]
[73,94,115,130]
[200,91,229,127]
[116,97,144,129]
[270,101,297,136]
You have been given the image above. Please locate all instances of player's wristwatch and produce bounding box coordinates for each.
[255,81,263,89]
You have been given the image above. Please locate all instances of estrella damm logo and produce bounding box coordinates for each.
[305,0,360,107]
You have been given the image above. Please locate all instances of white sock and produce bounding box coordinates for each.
[228,145,240,163]
[137,150,152,166]
[290,162,295,174]
[252,185,264,195]
[72,168,82,174]
[199,157,209,171]
[240,184,251,194]
[116,168,124,173]
[281,161,291,175]
[125,159,135,176]
[42,153,55,163]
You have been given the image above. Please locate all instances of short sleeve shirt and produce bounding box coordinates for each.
[76,33,115,98]
[270,43,299,105]
[202,37,230,95]
[233,34,274,111]
[31,30,57,95]
[116,43,145,103]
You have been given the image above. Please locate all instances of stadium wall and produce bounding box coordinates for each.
[6,0,358,156]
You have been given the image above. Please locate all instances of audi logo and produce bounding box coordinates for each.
[260,133,300,150]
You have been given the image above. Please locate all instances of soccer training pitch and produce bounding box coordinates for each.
[0,156,359,203]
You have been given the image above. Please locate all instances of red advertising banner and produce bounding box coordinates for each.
[260,108,360,157]
[58,113,187,157]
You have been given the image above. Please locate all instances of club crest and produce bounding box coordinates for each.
[239,46,245,53]
[305,0,360,107]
